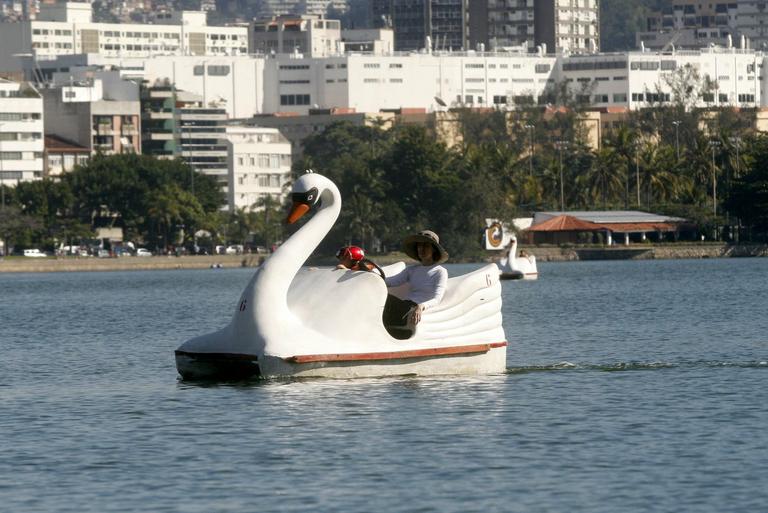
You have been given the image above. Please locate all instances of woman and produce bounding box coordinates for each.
[383,230,448,338]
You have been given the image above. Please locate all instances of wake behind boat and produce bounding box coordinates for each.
[175,172,507,380]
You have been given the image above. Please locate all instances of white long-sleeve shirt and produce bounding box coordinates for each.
[385,264,448,309]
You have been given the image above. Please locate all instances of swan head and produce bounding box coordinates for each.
[286,172,324,224]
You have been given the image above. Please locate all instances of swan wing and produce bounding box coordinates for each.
[287,267,394,346]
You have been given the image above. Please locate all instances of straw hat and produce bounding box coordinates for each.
[402,230,449,264]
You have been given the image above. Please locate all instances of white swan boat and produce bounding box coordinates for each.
[498,234,538,280]
[483,220,538,280]
[175,172,507,379]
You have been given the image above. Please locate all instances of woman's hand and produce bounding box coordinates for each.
[410,304,425,325]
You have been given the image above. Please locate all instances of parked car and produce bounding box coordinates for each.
[136,248,152,257]
[226,244,244,255]
[23,249,47,258]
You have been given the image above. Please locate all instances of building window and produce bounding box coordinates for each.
[279,94,310,106]
[208,65,230,76]
[535,63,551,73]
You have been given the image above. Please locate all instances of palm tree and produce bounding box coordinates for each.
[639,144,680,209]
[578,146,624,209]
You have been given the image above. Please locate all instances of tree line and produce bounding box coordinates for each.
[0,154,284,255]
[2,99,768,259]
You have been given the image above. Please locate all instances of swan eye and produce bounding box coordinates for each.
[291,187,319,206]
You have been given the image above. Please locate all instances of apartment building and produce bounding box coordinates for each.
[372,0,468,51]
[638,1,736,50]
[141,83,229,190]
[41,69,141,155]
[638,0,768,51]
[0,2,249,72]
[468,0,536,51]
[225,126,291,212]
[0,78,44,185]
[534,0,599,54]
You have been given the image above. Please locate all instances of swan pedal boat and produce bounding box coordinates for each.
[175,173,508,379]
[498,235,538,280]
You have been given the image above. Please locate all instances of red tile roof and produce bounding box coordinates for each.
[526,215,604,232]
[527,215,682,233]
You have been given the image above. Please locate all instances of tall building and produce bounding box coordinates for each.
[468,0,534,50]
[372,0,467,51]
[534,0,599,53]
[636,0,768,50]
[0,78,44,185]
[141,83,229,191]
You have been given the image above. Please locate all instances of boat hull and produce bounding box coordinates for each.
[175,351,260,380]
[176,344,507,380]
[499,271,538,280]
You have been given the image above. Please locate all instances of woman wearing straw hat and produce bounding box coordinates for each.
[383,230,449,339]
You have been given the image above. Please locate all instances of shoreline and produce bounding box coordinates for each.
[1,243,766,273]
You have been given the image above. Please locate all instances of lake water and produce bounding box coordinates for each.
[1,258,767,512]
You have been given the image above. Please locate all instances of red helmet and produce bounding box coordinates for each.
[336,245,365,262]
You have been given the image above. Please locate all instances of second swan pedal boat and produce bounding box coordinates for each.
[175,172,508,379]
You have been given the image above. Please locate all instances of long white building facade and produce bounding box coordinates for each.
[0,2,249,72]
[20,46,768,116]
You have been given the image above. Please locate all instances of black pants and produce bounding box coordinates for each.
[383,295,417,339]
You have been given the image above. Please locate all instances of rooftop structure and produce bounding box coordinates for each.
[250,14,341,57]
[41,69,141,155]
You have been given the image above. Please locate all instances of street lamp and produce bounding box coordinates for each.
[729,136,741,178]
[635,142,641,207]
[554,140,568,211]
[524,123,534,176]
[672,120,681,160]
[710,139,721,217]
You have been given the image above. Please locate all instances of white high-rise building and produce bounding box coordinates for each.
[226,126,291,212]
[0,78,44,185]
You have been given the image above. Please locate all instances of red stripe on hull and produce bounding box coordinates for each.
[286,341,508,364]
